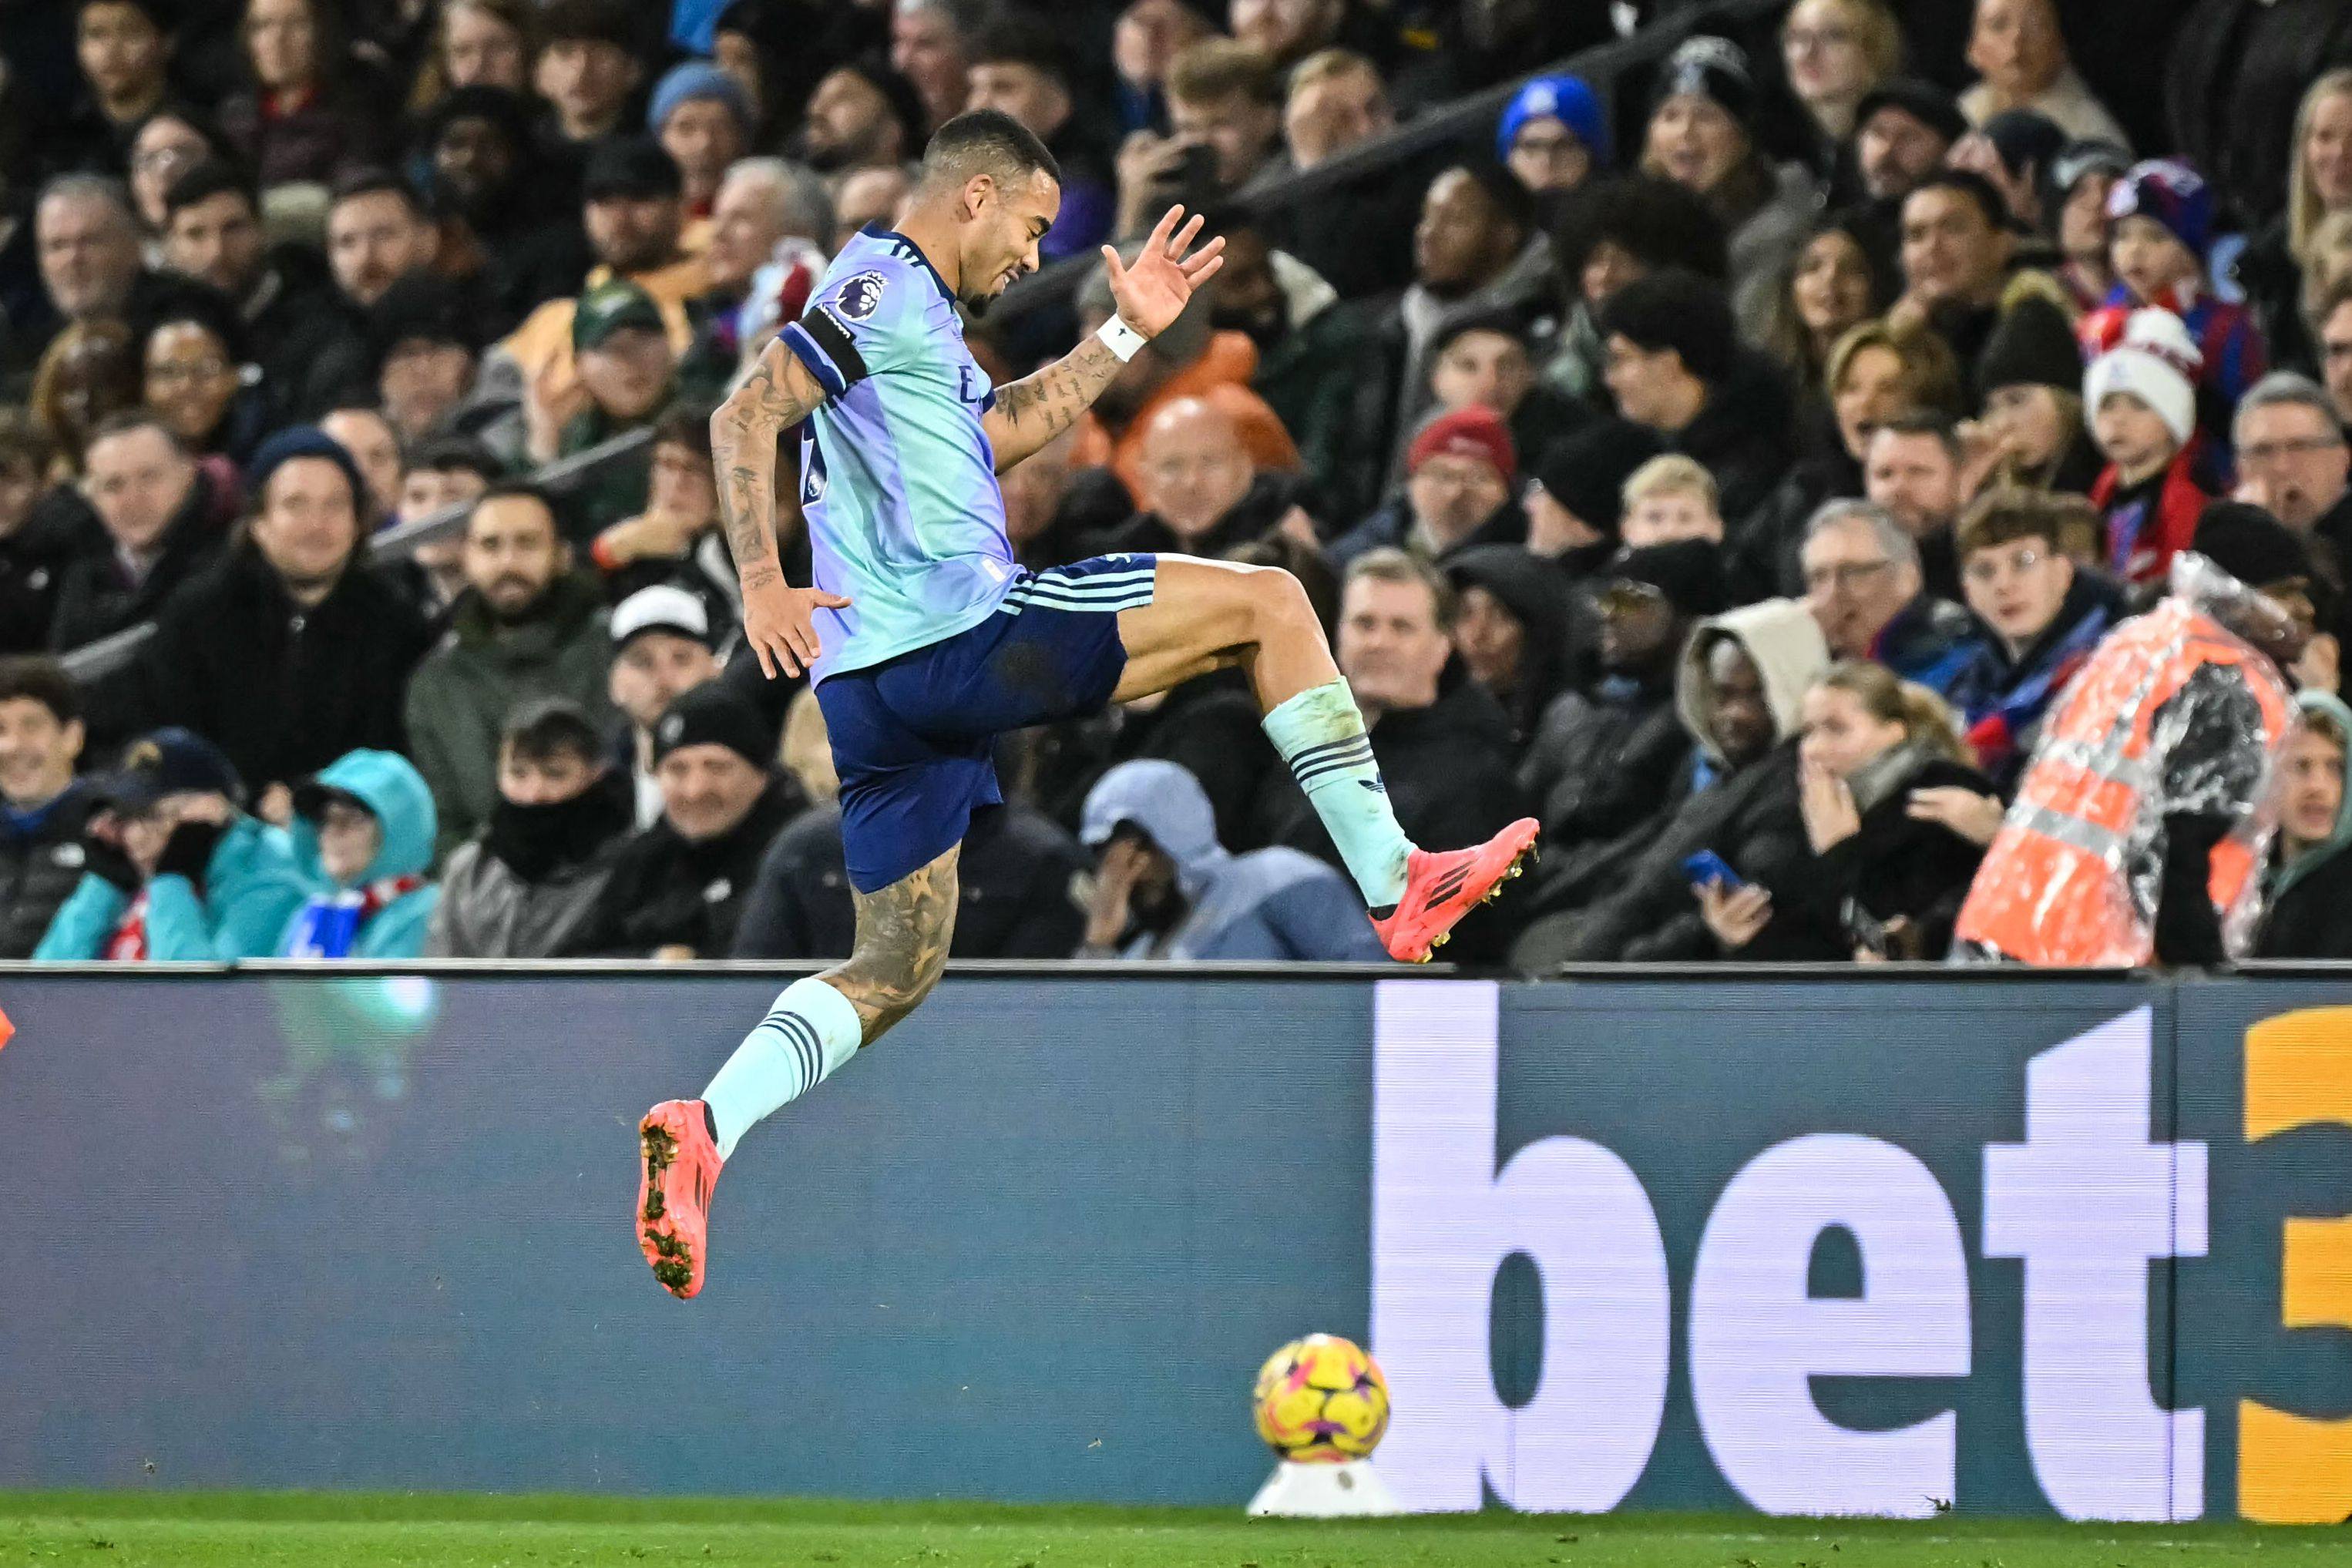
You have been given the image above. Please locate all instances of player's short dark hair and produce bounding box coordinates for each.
[501,697,605,766]
[922,109,1061,191]
[968,17,1073,87]
[162,160,256,222]
[0,655,82,727]
[411,435,503,484]
[1872,408,1963,463]
[1907,169,2010,233]
[328,167,426,218]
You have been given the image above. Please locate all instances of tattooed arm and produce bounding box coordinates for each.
[711,340,851,679]
[980,338,1124,473]
[981,205,1228,475]
[822,842,963,1044]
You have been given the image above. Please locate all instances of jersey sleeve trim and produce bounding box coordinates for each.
[781,305,869,398]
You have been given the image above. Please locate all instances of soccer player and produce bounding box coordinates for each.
[635,110,1537,1298]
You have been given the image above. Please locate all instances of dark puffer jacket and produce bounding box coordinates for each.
[0,781,96,959]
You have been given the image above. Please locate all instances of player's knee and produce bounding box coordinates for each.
[1245,565,1319,645]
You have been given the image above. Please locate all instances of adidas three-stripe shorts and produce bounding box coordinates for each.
[814,554,1159,893]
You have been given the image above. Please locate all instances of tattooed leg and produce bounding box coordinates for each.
[822,843,963,1045]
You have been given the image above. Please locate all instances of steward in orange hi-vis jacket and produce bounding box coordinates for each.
[1955,543,2306,968]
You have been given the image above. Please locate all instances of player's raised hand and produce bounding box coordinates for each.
[741,569,852,680]
[1102,206,1225,340]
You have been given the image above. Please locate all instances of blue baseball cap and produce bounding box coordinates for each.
[1497,74,1609,170]
[92,728,244,811]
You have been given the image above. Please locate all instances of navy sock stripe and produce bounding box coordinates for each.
[1292,749,1376,787]
[1283,735,1370,769]
[765,1012,822,1086]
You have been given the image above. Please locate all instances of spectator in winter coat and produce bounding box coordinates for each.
[1517,595,1835,968]
[133,426,434,794]
[427,700,634,958]
[2078,159,2266,425]
[405,484,617,858]
[1944,489,2122,788]
[1863,414,1967,597]
[564,680,801,957]
[1445,545,1571,744]
[2051,140,2130,312]
[1541,175,1729,412]
[35,727,308,962]
[1800,499,1979,693]
[1598,268,1794,527]
[2085,307,2219,586]
[1971,293,2105,497]
[0,658,96,958]
[1326,408,1520,570]
[2256,690,2352,959]
[1959,0,2131,148]
[1077,758,1383,961]
[1255,549,1526,960]
[1638,38,1823,347]
[735,797,1088,961]
[277,749,438,960]
[1520,421,1662,570]
[1893,171,2021,399]
[1779,661,1994,961]
[0,416,71,654]
[1517,539,1722,874]
[49,411,230,654]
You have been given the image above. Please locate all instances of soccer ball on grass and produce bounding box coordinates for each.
[1251,1333,1389,1463]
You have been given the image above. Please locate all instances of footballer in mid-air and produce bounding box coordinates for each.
[635,109,1537,1298]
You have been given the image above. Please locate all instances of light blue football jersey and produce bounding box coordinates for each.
[778,226,1016,682]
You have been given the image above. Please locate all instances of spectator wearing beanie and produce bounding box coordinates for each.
[2085,307,2219,586]
[2078,159,2266,425]
[1950,109,2068,237]
[1497,73,1609,197]
[564,680,805,957]
[649,61,751,226]
[1327,406,1521,571]
[1518,539,1723,889]
[1974,292,2103,495]
[1523,421,1665,575]
[2256,690,2352,960]
[2051,139,2130,311]
[129,426,433,794]
[1598,268,1794,525]
[369,271,486,448]
[1637,36,1822,346]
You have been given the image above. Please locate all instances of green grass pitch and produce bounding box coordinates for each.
[2,1494,2348,1567]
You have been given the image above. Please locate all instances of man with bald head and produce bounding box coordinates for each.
[1093,395,1292,556]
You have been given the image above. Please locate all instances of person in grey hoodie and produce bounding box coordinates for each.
[1077,759,1384,962]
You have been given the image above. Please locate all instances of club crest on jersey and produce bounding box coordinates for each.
[835,270,888,321]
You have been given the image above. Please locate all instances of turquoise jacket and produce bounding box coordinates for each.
[33,814,308,962]
[277,750,441,960]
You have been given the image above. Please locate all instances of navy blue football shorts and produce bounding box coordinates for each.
[815,554,1159,894]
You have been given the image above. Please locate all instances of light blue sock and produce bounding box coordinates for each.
[702,975,865,1159]
[1262,679,1413,909]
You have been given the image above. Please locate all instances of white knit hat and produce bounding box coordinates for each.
[2082,307,2203,448]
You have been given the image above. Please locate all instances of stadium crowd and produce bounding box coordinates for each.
[2,0,2350,970]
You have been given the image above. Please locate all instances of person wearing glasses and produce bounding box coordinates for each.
[1799,498,1977,693]
[2233,373,2352,557]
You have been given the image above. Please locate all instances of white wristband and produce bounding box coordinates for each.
[1094,316,1147,363]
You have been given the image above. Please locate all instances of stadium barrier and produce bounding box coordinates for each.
[3,965,2347,1523]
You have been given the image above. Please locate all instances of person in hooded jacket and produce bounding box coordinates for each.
[35,726,308,962]
[1779,661,1995,961]
[1512,595,1834,970]
[428,698,635,958]
[1076,758,1383,962]
[1517,540,1725,891]
[2256,690,2352,959]
[277,748,439,960]
[1445,544,1570,744]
